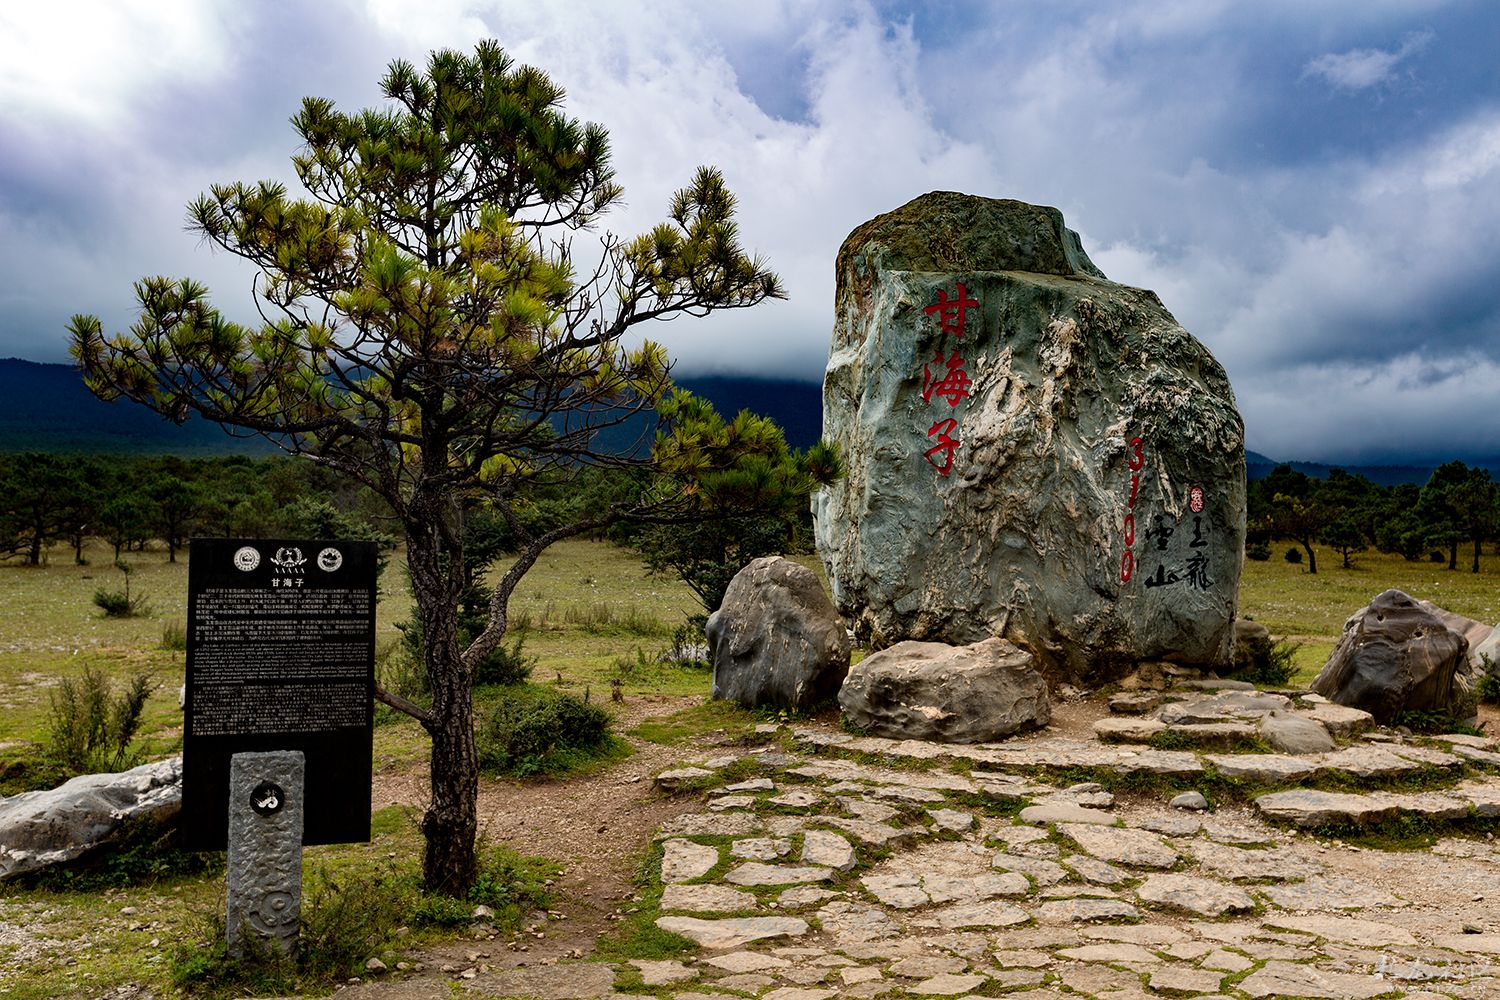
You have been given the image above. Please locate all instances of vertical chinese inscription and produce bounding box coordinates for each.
[1120,436,1145,582]
[183,538,376,850]
[919,281,979,477]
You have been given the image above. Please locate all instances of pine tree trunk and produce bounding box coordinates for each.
[406,517,479,895]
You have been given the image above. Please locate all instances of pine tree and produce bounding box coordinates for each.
[69,41,836,893]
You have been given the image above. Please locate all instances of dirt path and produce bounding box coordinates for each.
[368,694,729,975]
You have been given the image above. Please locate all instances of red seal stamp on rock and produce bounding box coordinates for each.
[1188,485,1205,513]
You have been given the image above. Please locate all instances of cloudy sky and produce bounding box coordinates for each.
[3,0,1498,466]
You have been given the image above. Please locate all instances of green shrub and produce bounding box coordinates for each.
[1479,656,1500,703]
[92,559,150,617]
[1284,547,1302,564]
[1430,550,1447,563]
[411,842,555,927]
[45,666,156,776]
[1230,636,1300,687]
[1245,541,1271,561]
[478,685,615,777]
[475,627,535,686]
[160,620,187,651]
[171,867,407,998]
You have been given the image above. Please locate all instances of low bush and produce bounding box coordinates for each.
[92,559,150,617]
[45,666,156,776]
[1284,547,1302,564]
[411,842,556,926]
[475,627,535,687]
[478,685,616,777]
[1230,635,1301,687]
[1245,541,1271,562]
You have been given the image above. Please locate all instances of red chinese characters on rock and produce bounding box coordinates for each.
[919,283,980,477]
[1120,436,1145,582]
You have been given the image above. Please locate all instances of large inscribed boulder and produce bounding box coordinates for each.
[1312,589,1475,723]
[706,556,850,710]
[813,192,1245,680]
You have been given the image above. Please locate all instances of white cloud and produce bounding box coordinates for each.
[1302,29,1432,91]
[0,0,248,130]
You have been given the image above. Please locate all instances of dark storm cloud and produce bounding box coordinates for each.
[3,1,1498,466]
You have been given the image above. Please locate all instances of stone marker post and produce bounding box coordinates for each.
[227,750,305,958]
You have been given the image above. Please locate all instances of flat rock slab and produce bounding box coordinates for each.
[1093,717,1165,742]
[1254,789,1400,827]
[1186,843,1323,882]
[1035,898,1141,923]
[909,972,987,995]
[656,767,714,791]
[1257,874,1401,910]
[1238,960,1393,999]
[1205,753,1317,783]
[1299,703,1374,735]
[1057,942,1162,964]
[1064,855,1131,885]
[1020,802,1116,826]
[812,815,918,847]
[723,863,833,886]
[730,837,791,860]
[1136,874,1255,917]
[816,900,899,942]
[660,883,759,913]
[629,958,696,985]
[1148,966,1226,996]
[655,915,809,949]
[801,829,857,871]
[1060,825,1179,868]
[1264,914,1417,946]
[1317,745,1426,778]
[661,840,721,883]
[466,963,617,999]
[908,899,1030,929]
[991,854,1068,885]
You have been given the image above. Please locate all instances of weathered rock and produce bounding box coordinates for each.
[1169,791,1208,811]
[1311,589,1475,723]
[1036,898,1140,923]
[1257,710,1334,753]
[1136,874,1255,917]
[707,556,850,711]
[660,840,720,883]
[801,829,857,871]
[1093,717,1165,743]
[0,757,182,879]
[1060,824,1179,868]
[813,192,1245,682]
[1419,599,1495,656]
[838,637,1049,743]
[1237,960,1393,999]
[1253,789,1400,827]
[655,915,809,949]
[660,883,759,913]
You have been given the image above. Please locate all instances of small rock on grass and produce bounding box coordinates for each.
[1170,790,1208,811]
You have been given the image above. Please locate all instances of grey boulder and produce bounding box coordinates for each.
[839,637,1049,743]
[813,191,1245,683]
[707,556,850,710]
[1258,711,1335,754]
[0,757,182,879]
[1312,589,1475,724]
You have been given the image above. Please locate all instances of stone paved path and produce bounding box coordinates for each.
[606,719,1500,1000]
[359,696,1500,999]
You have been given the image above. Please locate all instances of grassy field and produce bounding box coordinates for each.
[0,535,1497,996]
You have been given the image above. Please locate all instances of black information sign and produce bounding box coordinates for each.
[183,538,376,849]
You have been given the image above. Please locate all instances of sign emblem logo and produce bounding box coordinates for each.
[233,546,260,572]
[251,781,285,817]
[271,547,306,571]
[317,547,343,572]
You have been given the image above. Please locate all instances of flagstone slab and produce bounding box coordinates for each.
[661,812,763,837]
[1060,824,1179,868]
[655,915,809,949]
[990,853,1068,885]
[730,837,791,860]
[1064,855,1131,885]
[910,973,987,995]
[1020,802,1116,826]
[778,885,841,908]
[1136,874,1256,917]
[1317,745,1427,778]
[1185,842,1323,881]
[838,798,900,822]
[629,959,696,985]
[801,829,857,871]
[661,839,721,883]
[1298,703,1375,736]
[1264,914,1417,947]
[1148,966,1225,996]
[723,862,832,886]
[701,950,792,972]
[888,955,968,977]
[1237,960,1392,999]
[1206,753,1318,783]
[813,814,920,847]
[909,899,1031,929]
[928,807,975,832]
[661,883,759,913]
[1253,789,1401,827]
[1093,717,1166,743]
[1057,942,1163,964]
[815,900,899,941]
[769,790,822,808]
[1254,875,1404,917]
[1036,898,1141,923]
